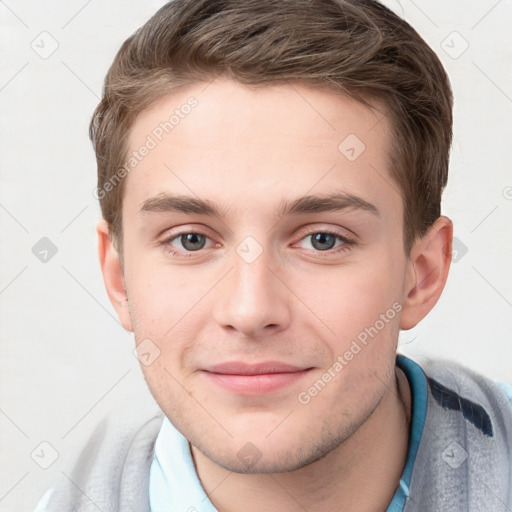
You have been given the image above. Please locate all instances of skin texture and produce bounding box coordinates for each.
[98,78,453,511]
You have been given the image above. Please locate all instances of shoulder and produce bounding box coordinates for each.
[404,357,512,511]
[36,405,164,512]
[418,357,512,442]
[420,357,512,419]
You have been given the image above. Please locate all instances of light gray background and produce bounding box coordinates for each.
[1,1,511,510]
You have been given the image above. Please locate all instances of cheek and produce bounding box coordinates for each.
[292,257,404,342]
[139,356,196,430]
[124,258,198,337]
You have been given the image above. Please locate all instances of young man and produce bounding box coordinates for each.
[36,0,512,510]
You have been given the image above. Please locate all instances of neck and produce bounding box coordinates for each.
[191,367,411,512]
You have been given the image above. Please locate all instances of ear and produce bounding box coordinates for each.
[400,216,453,330]
[97,219,133,332]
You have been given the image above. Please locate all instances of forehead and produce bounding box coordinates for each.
[123,78,399,223]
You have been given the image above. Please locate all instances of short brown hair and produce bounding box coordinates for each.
[90,0,453,255]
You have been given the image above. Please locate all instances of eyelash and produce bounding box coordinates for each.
[161,228,354,259]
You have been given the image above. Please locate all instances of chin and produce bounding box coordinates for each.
[193,424,352,475]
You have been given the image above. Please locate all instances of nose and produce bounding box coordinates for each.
[212,242,292,338]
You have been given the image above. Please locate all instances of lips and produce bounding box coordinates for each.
[201,361,312,395]
[204,361,307,375]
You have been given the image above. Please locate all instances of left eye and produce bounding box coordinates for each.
[298,232,347,251]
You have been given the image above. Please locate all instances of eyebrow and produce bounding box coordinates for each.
[139,191,380,220]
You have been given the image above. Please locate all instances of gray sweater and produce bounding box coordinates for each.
[38,358,512,511]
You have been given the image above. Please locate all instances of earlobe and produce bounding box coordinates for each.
[400,216,453,330]
[96,219,133,332]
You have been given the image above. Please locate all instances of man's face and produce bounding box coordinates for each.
[119,78,412,473]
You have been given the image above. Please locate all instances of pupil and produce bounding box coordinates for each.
[182,233,205,251]
[312,233,335,251]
